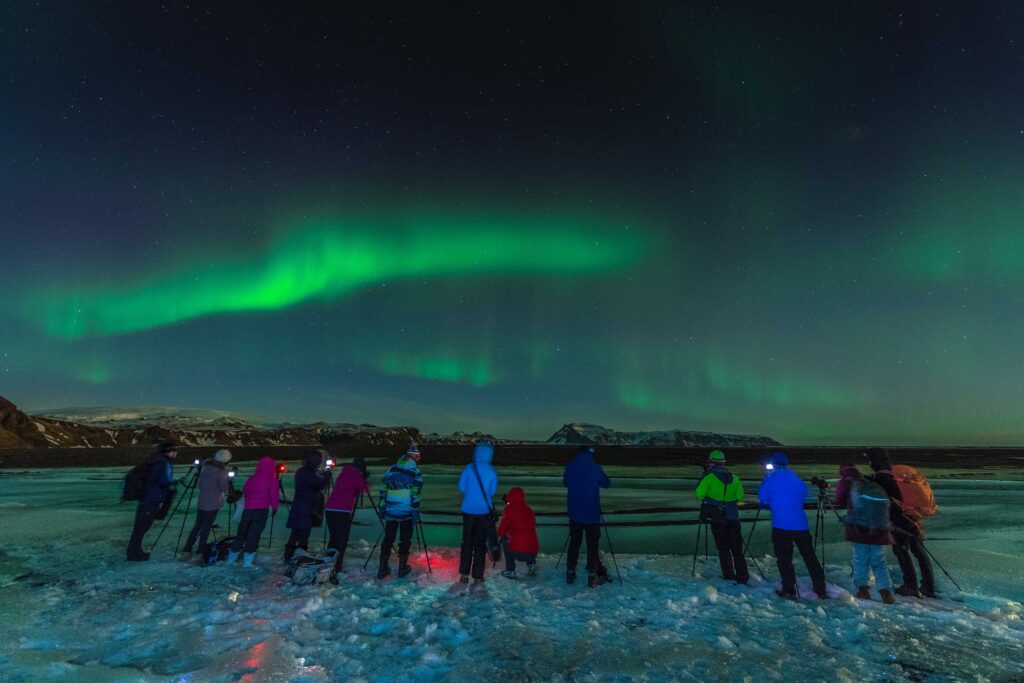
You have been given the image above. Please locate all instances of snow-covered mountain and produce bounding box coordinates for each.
[32,406,260,430]
[545,422,781,447]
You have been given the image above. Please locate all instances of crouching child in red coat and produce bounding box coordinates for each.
[497,487,539,578]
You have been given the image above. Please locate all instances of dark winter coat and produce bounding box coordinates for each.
[143,452,176,507]
[197,460,231,512]
[563,450,611,524]
[866,450,922,538]
[498,487,539,554]
[286,463,329,530]
[834,465,894,545]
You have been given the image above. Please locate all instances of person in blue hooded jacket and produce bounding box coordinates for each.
[457,442,498,583]
[126,440,179,561]
[757,451,827,599]
[563,445,612,587]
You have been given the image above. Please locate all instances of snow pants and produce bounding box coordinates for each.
[230,508,269,554]
[851,542,892,590]
[567,521,603,575]
[127,502,159,559]
[183,508,219,553]
[710,520,749,583]
[381,519,413,566]
[501,538,537,573]
[460,514,491,579]
[892,531,934,592]
[772,528,826,596]
[326,510,354,572]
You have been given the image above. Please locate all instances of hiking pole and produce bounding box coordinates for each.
[691,516,705,577]
[600,513,623,585]
[268,510,276,549]
[416,517,433,574]
[148,466,199,553]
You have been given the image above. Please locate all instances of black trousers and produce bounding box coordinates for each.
[711,520,749,583]
[893,532,935,592]
[567,521,603,575]
[127,502,159,558]
[381,519,413,566]
[183,509,219,553]
[459,514,491,579]
[326,510,354,572]
[230,509,269,554]
[772,528,826,595]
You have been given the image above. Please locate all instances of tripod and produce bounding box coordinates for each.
[414,517,433,574]
[322,468,334,547]
[691,499,712,578]
[148,463,200,553]
[361,493,391,571]
[812,486,843,567]
[741,506,767,581]
[600,513,623,585]
[268,477,292,550]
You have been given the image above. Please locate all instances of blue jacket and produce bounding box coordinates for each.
[757,468,810,531]
[286,464,328,529]
[143,452,176,507]
[379,456,423,521]
[458,443,498,515]
[563,451,611,524]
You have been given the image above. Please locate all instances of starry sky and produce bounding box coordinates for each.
[2,3,1023,444]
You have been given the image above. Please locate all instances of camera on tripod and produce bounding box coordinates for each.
[810,476,831,491]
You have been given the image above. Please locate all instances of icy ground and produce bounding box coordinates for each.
[0,468,1022,682]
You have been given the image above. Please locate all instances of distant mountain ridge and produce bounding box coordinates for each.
[545,422,781,448]
[3,396,780,450]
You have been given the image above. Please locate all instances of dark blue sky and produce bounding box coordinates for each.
[2,3,1023,444]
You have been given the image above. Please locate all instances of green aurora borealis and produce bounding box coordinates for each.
[3,4,1024,444]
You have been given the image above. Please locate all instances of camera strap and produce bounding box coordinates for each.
[471,463,496,519]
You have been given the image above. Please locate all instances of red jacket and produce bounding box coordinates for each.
[497,487,539,555]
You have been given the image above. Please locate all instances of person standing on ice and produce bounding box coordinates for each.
[283,449,330,563]
[227,456,280,567]
[324,455,371,578]
[694,449,749,585]
[563,445,612,588]
[126,440,180,561]
[834,463,896,604]
[498,486,539,578]
[181,448,232,560]
[457,442,499,584]
[377,444,424,579]
[756,451,827,599]
[865,447,936,598]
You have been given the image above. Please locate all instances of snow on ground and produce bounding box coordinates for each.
[0,468,1022,682]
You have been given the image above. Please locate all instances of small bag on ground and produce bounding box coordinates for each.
[283,548,340,585]
[203,536,236,565]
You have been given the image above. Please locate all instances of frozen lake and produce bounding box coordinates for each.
[0,464,1022,681]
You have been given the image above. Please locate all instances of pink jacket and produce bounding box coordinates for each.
[325,464,370,512]
[242,457,281,511]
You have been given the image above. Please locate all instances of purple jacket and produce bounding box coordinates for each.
[325,464,370,512]
[197,460,231,512]
[242,457,281,511]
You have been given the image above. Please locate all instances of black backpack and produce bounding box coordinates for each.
[121,463,151,502]
[203,536,236,565]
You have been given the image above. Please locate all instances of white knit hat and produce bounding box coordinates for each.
[214,449,232,464]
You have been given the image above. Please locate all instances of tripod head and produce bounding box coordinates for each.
[810,477,831,497]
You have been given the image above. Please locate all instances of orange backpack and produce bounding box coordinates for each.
[891,465,938,517]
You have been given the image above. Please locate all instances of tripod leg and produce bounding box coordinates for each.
[174,480,198,553]
[148,469,198,553]
[555,529,571,570]
[417,520,433,574]
[600,515,622,585]
[363,527,385,571]
[691,520,702,577]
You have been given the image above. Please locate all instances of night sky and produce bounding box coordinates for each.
[3,4,1023,444]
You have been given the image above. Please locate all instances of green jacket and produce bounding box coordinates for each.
[695,466,744,521]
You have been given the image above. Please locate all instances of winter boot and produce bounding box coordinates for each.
[227,550,240,564]
[880,589,896,605]
[397,554,412,579]
[242,552,256,568]
[855,586,872,600]
[283,545,296,563]
[588,572,611,588]
[920,584,937,599]
[459,574,470,584]
[566,569,576,585]
[895,584,923,598]
[527,563,537,576]
[774,588,796,600]
[126,552,150,562]
[501,569,517,579]
[376,561,391,580]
